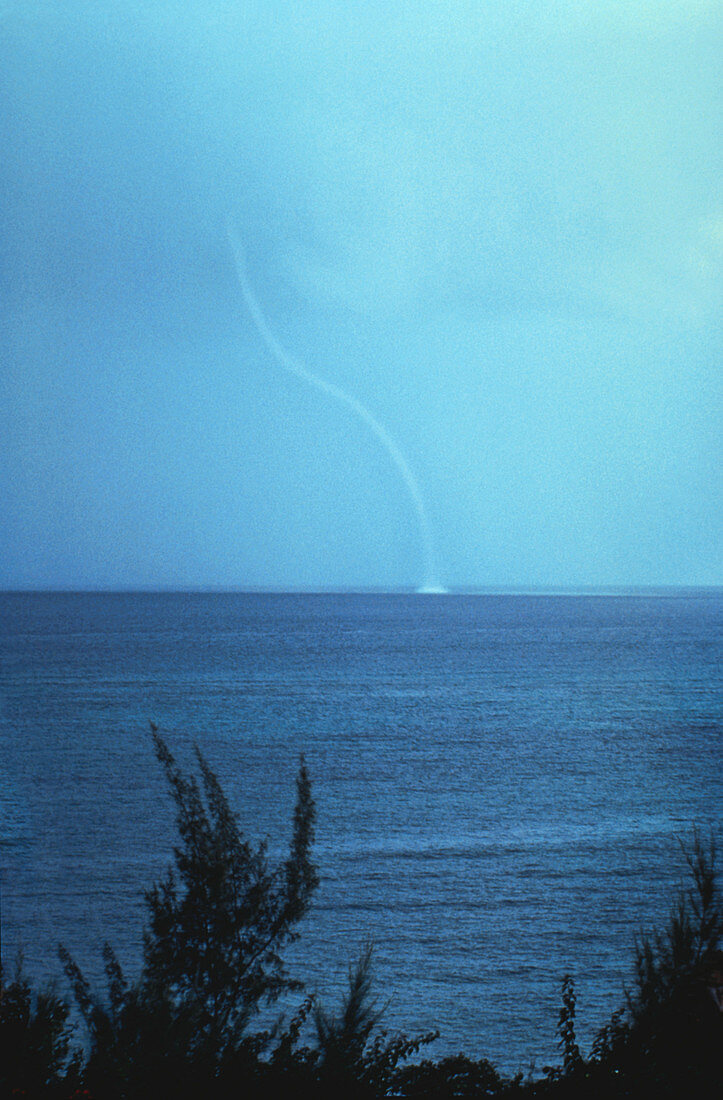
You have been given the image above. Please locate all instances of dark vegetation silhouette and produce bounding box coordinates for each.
[1,729,720,1098]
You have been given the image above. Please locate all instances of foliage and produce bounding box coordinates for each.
[313,944,439,1097]
[555,974,581,1076]
[627,829,722,1021]
[59,724,319,1096]
[142,723,318,1030]
[0,956,80,1097]
[314,943,386,1078]
[541,973,582,1088]
[391,1052,507,1098]
[586,827,723,1098]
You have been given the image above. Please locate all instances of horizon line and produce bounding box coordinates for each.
[1,584,720,597]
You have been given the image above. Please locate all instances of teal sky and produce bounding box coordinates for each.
[2,2,721,590]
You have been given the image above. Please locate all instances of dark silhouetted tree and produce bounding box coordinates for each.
[314,944,439,1099]
[588,827,723,1098]
[60,724,318,1096]
[0,956,80,1097]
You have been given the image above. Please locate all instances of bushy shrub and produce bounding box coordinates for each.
[313,944,439,1098]
[585,828,723,1098]
[59,725,318,1097]
[391,1052,507,1098]
[0,957,80,1097]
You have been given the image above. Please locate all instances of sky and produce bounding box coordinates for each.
[1,1,721,590]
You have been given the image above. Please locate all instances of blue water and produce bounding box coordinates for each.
[1,591,721,1073]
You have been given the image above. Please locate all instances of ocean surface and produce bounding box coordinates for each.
[1,590,721,1073]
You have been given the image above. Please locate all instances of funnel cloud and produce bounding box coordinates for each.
[227,222,443,593]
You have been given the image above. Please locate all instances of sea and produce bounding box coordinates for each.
[0,589,721,1075]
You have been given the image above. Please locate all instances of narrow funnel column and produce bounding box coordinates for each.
[227,223,442,592]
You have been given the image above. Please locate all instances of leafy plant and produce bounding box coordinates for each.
[589,827,723,1097]
[142,724,318,1034]
[627,828,722,1024]
[0,956,80,1097]
[60,725,319,1095]
[391,1052,506,1098]
[314,944,439,1098]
